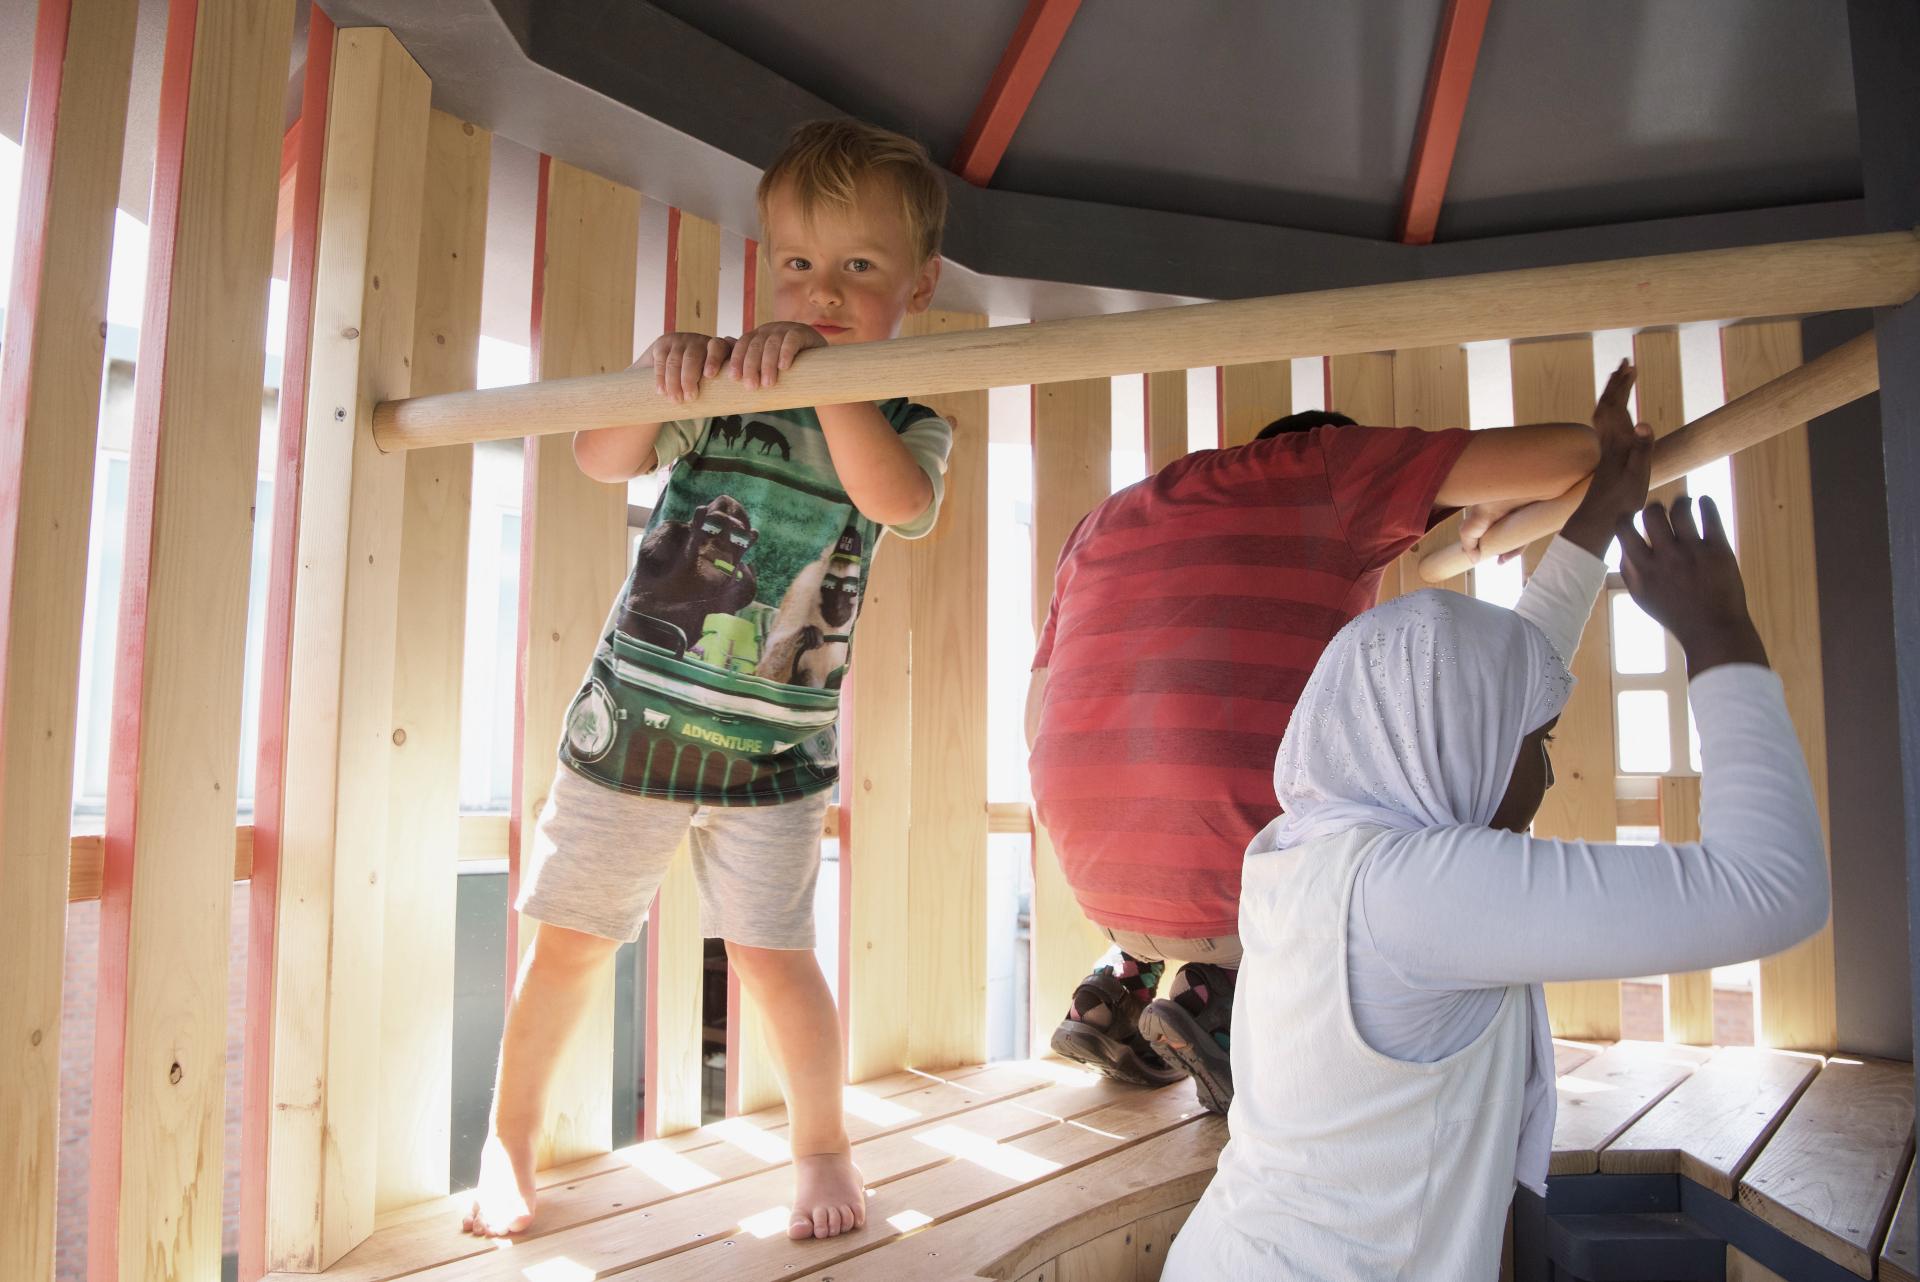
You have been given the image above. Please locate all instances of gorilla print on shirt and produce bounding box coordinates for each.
[560,401,947,806]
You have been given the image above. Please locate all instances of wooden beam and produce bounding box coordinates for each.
[242,10,331,1276]
[1723,320,1837,1053]
[1418,330,1880,582]
[86,1,298,1278]
[257,26,429,1272]
[1030,377,1114,1055]
[1390,344,1474,597]
[725,236,783,1117]
[513,157,640,1159]
[906,310,991,1069]
[1216,361,1290,448]
[1511,336,1623,1043]
[376,109,490,1214]
[1144,369,1188,473]
[372,233,1920,451]
[1660,775,1716,1045]
[642,206,717,1140]
[950,0,1081,186]
[0,4,139,1272]
[1324,352,1402,603]
[1395,0,1493,245]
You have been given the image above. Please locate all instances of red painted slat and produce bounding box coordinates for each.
[1395,0,1493,245]
[240,9,331,1279]
[950,0,1082,186]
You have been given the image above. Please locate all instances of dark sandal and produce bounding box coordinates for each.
[1139,964,1235,1114]
[1049,969,1187,1089]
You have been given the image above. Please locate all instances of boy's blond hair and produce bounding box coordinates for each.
[757,120,947,264]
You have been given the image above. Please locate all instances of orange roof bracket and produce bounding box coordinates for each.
[1396,0,1493,245]
[951,0,1082,186]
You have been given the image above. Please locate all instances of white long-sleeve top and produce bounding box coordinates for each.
[1346,539,1830,1068]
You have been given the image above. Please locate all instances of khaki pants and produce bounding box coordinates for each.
[1099,927,1242,968]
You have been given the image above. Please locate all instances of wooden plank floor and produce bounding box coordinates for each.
[277,1043,1914,1282]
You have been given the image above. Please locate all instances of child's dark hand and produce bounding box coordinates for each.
[1616,496,1769,676]
[729,321,827,390]
[642,331,736,404]
[1560,360,1653,558]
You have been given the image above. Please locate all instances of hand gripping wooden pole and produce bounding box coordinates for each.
[372,232,1920,452]
[1417,329,1880,583]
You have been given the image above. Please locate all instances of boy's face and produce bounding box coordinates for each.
[761,179,940,345]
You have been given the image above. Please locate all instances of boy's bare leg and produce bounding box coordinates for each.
[725,941,866,1240]
[465,921,621,1237]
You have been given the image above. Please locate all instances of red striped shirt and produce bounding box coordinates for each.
[1030,425,1471,937]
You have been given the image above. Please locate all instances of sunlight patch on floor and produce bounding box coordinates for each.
[915,1124,1063,1182]
[620,1141,723,1193]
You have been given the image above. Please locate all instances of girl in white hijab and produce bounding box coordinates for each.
[1166,389,1828,1281]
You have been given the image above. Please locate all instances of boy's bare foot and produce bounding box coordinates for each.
[464,1132,538,1237]
[788,1151,867,1240]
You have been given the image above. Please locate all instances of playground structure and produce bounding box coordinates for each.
[4,2,1920,1279]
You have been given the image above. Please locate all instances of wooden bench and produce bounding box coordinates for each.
[1531,1042,1915,1282]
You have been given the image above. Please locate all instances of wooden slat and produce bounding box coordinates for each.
[511,157,639,1160]
[376,110,490,1214]
[307,1063,1067,1282]
[1881,1160,1918,1282]
[1725,1247,1792,1282]
[1030,377,1113,1055]
[1055,1223,1135,1281]
[621,1088,1207,1281]
[1327,352,1405,603]
[1554,1038,1604,1078]
[1723,320,1837,1053]
[242,13,333,1271]
[726,237,784,1118]
[902,310,991,1070]
[1144,369,1188,473]
[375,233,1920,451]
[1598,1046,1823,1196]
[1738,1056,1915,1277]
[1392,343,1474,597]
[1633,326,1689,507]
[844,533,915,1081]
[0,0,139,1275]
[1216,360,1290,448]
[1659,774,1716,1044]
[1551,1040,1713,1175]
[1509,335,1623,1043]
[83,1,297,1278]
[641,206,717,1140]
[258,26,429,1272]
[792,1116,1223,1282]
[1134,1201,1196,1282]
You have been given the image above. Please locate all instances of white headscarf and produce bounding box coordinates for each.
[1265,588,1574,849]
[1259,587,1576,1190]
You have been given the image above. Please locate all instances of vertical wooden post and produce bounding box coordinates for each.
[1511,335,1623,1042]
[1326,352,1402,602]
[0,0,138,1275]
[1030,377,1113,1055]
[242,10,331,1276]
[513,157,639,1161]
[642,207,717,1139]
[1724,319,1836,1052]
[1144,369,1188,473]
[376,110,491,1212]
[1659,775,1715,1043]
[258,26,429,1271]
[905,309,991,1069]
[87,0,297,1277]
[1217,361,1291,448]
[726,237,785,1115]
[1633,328,1688,504]
[1392,344,1474,597]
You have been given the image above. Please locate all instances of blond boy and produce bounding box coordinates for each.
[465,121,950,1242]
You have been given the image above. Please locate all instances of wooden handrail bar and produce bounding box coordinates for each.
[371,232,1920,452]
[1418,329,1879,582]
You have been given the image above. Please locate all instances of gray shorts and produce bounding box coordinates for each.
[517,764,830,949]
[1100,927,1243,968]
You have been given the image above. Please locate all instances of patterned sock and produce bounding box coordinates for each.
[1171,965,1236,1051]
[1069,953,1165,1029]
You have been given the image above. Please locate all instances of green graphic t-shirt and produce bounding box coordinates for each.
[559,400,951,805]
